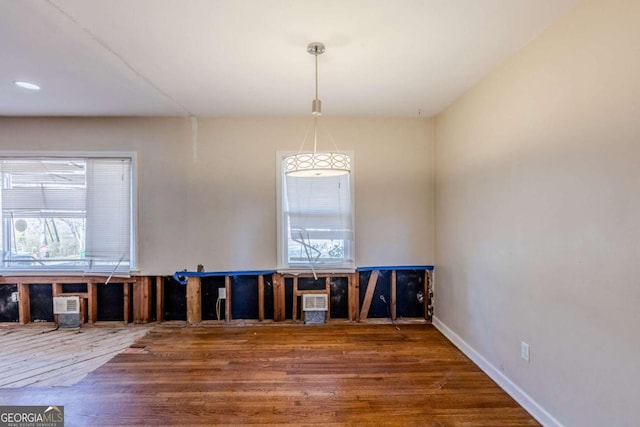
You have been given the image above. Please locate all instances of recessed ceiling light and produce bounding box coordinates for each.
[14,81,41,90]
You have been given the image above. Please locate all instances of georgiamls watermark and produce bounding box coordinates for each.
[0,406,64,427]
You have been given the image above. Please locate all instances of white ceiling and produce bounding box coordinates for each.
[1,0,576,117]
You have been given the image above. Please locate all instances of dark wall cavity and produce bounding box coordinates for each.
[263,275,274,320]
[285,278,293,320]
[329,277,348,319]
[163,276,187,321]
[30,284,53,322]
[231,276,259,320]
[396,270,424,318]
[0,284,19,322]
[61,283,87,293]
[359,270,391,318]
[97,284,125,321]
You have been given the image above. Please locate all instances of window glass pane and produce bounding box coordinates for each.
[281,159,354,269]
[0,156,133,273]
[287,238,345,264]
[3,217,85,269]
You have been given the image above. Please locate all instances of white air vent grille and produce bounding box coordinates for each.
[53,296,80,314]
[302,294,328,311]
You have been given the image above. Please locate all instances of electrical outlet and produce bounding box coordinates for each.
[218,287,226,299]
[521,341,530,362]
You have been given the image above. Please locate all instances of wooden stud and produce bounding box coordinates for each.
[133,277,152,324]
[292,276,298,322]
[52,283,63,296]
[52,282,61,325]
[123,282,131,324]
[79,297,87,324]
[425,270,432,323]
[295,290,327,296]
[272,273,285,321]
[186,276,201,325]
[88,282,97,324]
[359,270,379,320]
[258,275,265,321]
[349,273,359,321]
[156,276,164,323]
[224,276,231,322]
[391,270,397,320]
[18,283,30,325]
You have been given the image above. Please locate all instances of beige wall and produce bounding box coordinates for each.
[0,116,434,274]
[434,0,640,425]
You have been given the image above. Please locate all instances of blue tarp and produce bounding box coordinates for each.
[172,266,433,285]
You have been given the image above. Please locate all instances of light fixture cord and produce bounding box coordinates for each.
[313,115,318,154]
[314,46,319,104]
[313,48,319,154]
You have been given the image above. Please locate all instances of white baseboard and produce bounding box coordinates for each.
[432,316,563,427]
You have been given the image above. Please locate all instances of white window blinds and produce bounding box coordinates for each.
[0,156,133,273]
[282,162,354,269]
[85,158,132,274]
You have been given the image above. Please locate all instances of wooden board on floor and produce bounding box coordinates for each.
[0,326,150,387]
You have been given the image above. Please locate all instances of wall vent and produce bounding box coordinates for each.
[53,296,80,314]
[302,294,328,311]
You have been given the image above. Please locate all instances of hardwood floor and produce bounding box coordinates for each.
[0,324,539,426]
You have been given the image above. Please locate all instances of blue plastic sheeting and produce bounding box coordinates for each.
[172,266,433,285]
[357,265,434,271]
[173,270,277,285]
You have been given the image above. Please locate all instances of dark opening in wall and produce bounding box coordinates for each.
[30,284,53,322]
[396,270,424,318]
[201,276,226,321]
[150,280,157,322]
[285,279,293,320]
[0,284,19,322]
[297,277,325,291]
[97,284,124,321]
[163,276,186,321]
[330,277,349,319]
[359,270,391,318]
[61,283,87,293]
[231,276,259,320]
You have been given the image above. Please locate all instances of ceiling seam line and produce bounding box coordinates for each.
[45,0,193,116]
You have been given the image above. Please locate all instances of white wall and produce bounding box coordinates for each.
[434,0,640,425]
[0,116,434,274]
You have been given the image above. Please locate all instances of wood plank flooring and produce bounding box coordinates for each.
[0,324,539,426]
[0,325,151,387]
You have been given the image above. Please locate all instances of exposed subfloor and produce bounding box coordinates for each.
[0,324,151,387]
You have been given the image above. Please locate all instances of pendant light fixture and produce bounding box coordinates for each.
[284,42,351,177]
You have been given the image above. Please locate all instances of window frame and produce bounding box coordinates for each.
[0,151,137,275]
[276,150,355,273]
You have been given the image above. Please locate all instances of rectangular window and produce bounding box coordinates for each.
[0,155,134,274]
[277,152,355,271]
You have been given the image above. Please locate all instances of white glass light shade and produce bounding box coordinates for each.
[284,152,351,177]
